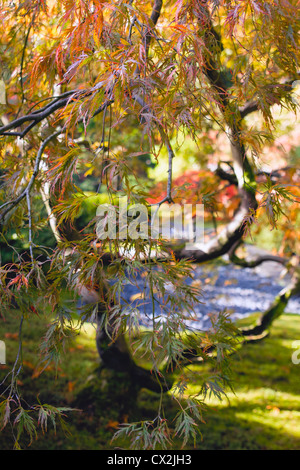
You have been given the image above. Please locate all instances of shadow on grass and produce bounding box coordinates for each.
[1,312,300,449]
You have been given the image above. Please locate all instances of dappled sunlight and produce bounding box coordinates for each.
[0,0,299,451]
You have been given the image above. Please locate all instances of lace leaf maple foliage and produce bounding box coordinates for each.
[0,0,299,449]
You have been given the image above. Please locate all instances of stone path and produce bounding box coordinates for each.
[120,245,300,331]
[77,245,299,330]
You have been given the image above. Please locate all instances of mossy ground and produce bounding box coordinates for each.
[1,308,300,450]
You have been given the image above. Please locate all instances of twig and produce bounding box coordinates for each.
[165,139,175,203]
[133,92,175,205]
[26,190,34,265]
[16,17,35,117]
[0,315,24,399]
[128,15,137,45]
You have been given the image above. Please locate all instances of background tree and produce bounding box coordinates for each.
[0,0,299,449]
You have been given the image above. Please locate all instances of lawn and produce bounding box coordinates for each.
[1,308,300,450]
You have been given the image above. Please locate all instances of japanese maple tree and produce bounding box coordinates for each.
[0,0,299,449]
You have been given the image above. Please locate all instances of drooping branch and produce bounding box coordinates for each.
[239,75,300,120]
[28,130,170,393]
[228,240,288,268]
[0,89,114,138]
[172,8,298,346]
[0,91,79,137]
[240,259,300,338]
[195,12,299,338]
[132,91,175,205]
[0,91,114,226]
[173,189,256,263]
[0,1,298,393]
[0,129,63,225]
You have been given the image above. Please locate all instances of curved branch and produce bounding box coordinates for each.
[215,166,238,186]
[0,93,79,136]
[239,75,300,119]
[173,190,256,263]
[240,263,300,338]
[228,240,288,268]
[0,129,63,224]
[175,9,257,265]
[0,90,112,138]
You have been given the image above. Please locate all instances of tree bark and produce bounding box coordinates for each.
[241,258,300,338]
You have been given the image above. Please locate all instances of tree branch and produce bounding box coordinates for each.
[215,166,238,186]
[0,129,63,223]
[228,240,288,268]
[145,0,163,56]
[0,90,113,138]
[240,260,300,338]
[239,75,300,119]
[171,9,257,264]
[0,94,77,136]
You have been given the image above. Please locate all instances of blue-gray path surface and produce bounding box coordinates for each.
[119,245,300,331]
[77,245,299,330]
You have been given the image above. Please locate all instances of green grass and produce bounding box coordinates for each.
[191,314,300,450]
[1,309,300,450]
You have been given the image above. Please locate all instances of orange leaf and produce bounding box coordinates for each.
[105,420,119,430]
[4,332,18,340]
[67,381,76,392]
[7,275,21,288]
[23,360,35,370]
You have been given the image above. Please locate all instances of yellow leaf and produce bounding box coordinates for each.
[224,279,238,286]
[119,38,129,46]
[84,167,94,177]
[130,292,145,301]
